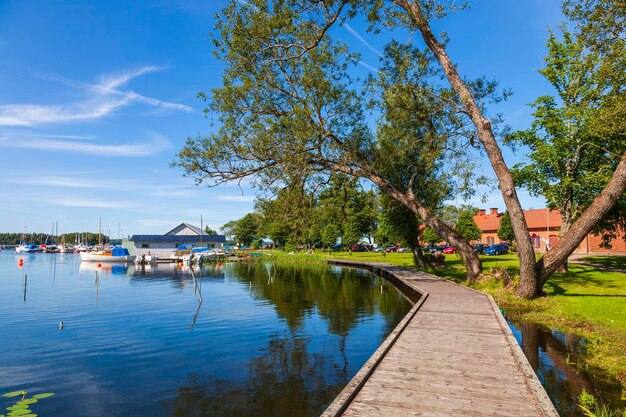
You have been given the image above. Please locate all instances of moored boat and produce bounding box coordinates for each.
[15,244,43,254]
[80,247,136,263]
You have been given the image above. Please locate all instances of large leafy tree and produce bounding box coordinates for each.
[176,0,626,298]
[455,210,482,243]
[176,2,489,279]
[376,194,427,267]
[235,213,262,246]
[312,176,378,247]
[497,211,515,243]
[421,227,442,246]
[510,27,625,271]
[256,184,314,248]
[257,175,377,249]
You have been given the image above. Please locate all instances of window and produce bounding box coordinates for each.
[487,237,494,246]
[532,236,541,248]
[141,243,150,248]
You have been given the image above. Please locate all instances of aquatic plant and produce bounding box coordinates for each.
[1,390,54,417]
[578,390,626,417]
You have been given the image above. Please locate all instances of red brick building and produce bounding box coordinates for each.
[473,208,626,254]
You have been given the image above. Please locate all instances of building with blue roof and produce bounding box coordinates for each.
[123,223,225,258]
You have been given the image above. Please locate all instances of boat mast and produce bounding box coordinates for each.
[200,214,203,247]
[98,217,102,249]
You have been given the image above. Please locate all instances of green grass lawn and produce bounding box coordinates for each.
[306,250,626,388]
[582,255,626,270]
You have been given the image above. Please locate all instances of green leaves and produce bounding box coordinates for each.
[509,24,625,234]
[2,390,53,417]
[30,394,53,400]
[1,393,24,399]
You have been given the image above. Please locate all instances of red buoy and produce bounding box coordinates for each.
[97,263,102,268]
[217,262,222,267]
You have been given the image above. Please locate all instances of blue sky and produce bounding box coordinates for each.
[0,0,563,235]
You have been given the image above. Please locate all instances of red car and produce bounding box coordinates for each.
[442,247,457,254]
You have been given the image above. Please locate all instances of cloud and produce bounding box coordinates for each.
[357,60,379,73]
[343,23,384,58]
[16,176,102,188]
[216,195,255,202]
[52,199,134,209]
[0,66,192,126]
[10,133,97,140]
[151,189,197,198]
[0,132,170,156]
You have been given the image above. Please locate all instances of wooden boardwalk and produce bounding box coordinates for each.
[322,260,558,417]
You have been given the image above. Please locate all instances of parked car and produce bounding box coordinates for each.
[397,247,411,253]
[422,245,445,254]
[385,245,399,253]
[473,243,489,254]
[484,243,509,255]
[350,244,373,252]
[442,247,457,254]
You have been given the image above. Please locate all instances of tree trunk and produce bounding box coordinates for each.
[411,245,427,268]
[389,188,483,280]
[537,152,626,286]
[329,164,484,280]
[394,0,539,297]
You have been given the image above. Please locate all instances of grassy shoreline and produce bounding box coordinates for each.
[260,249,626,398]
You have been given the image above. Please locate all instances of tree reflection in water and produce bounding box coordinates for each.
[164,334,346,417]
[164,262,412,417]
[511,318,624,416]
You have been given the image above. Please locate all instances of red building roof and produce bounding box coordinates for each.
[473,208,562,233]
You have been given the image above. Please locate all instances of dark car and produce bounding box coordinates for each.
[484,243,509,255]
[422,245,445,254]
[350,244,372,252]
[473,243,489,254]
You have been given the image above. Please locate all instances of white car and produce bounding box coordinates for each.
[397,247,411,253]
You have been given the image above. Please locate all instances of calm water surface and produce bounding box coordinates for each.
[0,253,411,417]
[507,316,625,416]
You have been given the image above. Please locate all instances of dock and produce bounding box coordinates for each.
[323,260,558,417]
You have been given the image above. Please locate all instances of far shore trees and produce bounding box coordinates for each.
[177,0,626,299]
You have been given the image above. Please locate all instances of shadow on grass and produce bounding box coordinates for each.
[546,266,624,294]
[546,280,626,298]
[581,256,626,270]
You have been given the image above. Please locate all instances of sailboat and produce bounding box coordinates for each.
[79,218,135,263]
[15,224,43,254]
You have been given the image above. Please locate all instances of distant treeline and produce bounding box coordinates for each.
[0,232,110,245]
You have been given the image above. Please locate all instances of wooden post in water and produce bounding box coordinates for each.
[23,274,27,303]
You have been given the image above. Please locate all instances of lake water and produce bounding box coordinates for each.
[507,316,625,416]
[0,252,411,417]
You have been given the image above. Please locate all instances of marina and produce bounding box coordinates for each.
[1,252,411,417]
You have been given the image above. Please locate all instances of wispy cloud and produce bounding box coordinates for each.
[16,176,103,188]
[10,133,97,140]
[0,66,192,126]
[216,195,255,202]
[357,60,379,73]
[343,23,384,58]
[52,199,134,209]
[0,132,170,156]
[151,189,196,198]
